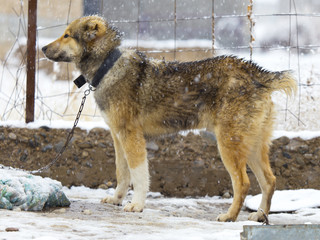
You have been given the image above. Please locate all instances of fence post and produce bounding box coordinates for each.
[26,0,37,123]
[212,0,215,56]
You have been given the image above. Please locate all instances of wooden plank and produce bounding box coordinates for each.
[26,0,37,123]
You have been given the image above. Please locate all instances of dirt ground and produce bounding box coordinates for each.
[0,126,320,197]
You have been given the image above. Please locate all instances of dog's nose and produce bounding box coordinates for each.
[42,46,48,53]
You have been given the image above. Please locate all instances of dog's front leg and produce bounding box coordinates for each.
[119,126,149,212]
[101,130,130,206]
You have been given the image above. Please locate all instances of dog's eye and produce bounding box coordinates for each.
[64,34,69,38]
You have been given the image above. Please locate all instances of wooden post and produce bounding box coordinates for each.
[26,0,37,123]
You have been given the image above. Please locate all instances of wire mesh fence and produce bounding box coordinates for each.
[0,0,319,131]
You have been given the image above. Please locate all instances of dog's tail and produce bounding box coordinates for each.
[259,70,297,97]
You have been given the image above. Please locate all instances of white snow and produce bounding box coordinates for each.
[1,186,320,240]
[245,189,320,212]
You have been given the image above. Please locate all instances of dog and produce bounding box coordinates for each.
[42,15,296,222]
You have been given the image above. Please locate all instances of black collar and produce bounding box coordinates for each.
[73,48,122,88]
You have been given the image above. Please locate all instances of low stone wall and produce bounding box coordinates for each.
[0,126,319,197]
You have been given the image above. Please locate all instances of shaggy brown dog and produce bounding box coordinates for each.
[42,16,296,222]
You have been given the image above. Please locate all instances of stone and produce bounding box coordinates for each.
[277,136,290,145]
[98,143,107,148]
[106,181,113,187]
[54,141,65,153]
[98,184,108,189]
[5,227,19,232]
[200,131,216,143]
[78,142,93,149]
[28,139,37,148]
[86,161,93,168]
[19,150,29,162]
[304,153,313,160]
[285,139,304,151]
[282,152,292,159]
[42,144,53,152]
[82,151,89,157]
[146,141,159,151]
[222,191,231,198]
[8,132,17,140]
[83,209,92,215]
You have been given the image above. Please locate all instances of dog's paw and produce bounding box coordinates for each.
[123,202,144,212]
[101,196,122,206]
[216,213,236,222]
[248,212,265,222]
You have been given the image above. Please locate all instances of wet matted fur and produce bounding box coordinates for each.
[42,16,297,222]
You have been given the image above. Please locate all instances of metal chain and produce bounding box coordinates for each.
[30,85,94,174]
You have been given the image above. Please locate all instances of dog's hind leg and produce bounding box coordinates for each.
[215,130,251,222]
[101,130,130,206]
[118,125,149,212]
[247,128,276,222]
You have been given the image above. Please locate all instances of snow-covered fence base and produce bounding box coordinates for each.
[0,165,70,211]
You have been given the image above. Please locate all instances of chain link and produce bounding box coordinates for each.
[30,85,95,174]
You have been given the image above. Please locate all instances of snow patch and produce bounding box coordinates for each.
[245,189,320,213]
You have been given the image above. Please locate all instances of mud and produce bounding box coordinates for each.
[0,126,319,197]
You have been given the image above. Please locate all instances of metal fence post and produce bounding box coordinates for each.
[26,0,37,123]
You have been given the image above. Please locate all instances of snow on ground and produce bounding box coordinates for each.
[1,186,320,240]
[245,189,320,212]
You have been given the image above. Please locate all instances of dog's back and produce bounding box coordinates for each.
[129,54,296,137]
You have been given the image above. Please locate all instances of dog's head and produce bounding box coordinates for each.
[42,16,121,63]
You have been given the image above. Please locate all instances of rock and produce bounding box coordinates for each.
[275,159,286,168]
[200,131,216,143]
[90,128,106,134]
[28,139,37,148]
[295,156,305,166]
[222,191,231,198]
[304,153,313,160]
[98,184,108,189]
[285,139,303,151]
[106,181,113,188]
[40,126,51,131]
[193,159,205,167]
[282,152,292,159]
[19,150,29,162]
[54,141,65,152]
[82,151,89,157]
[277,136,290,145]
[19,137,28,143]
[8,132,17,140]
[78,142,93,149]
[0,133,5,140]
[42,144,53,152]
[285,139,309,154]
[98,143,107,148]
[86,161,92,168]
[83,209,92,215]
[146,141,159,151]
[5,227,19,232]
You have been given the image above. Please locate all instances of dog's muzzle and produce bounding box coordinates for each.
[42,46,48,54]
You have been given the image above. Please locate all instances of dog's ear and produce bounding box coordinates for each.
[83,21,102,42]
